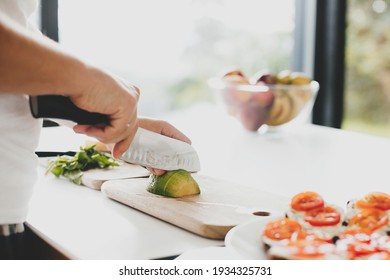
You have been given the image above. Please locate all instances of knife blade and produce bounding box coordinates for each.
[29,95,201,172]
[121,128,200,172]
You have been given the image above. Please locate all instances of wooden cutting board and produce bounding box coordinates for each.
[101,174,289,240]
[80,163,150,190]
[39,158,150,190]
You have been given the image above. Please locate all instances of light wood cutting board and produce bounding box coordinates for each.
[80,163,150,190]
[101,174,289,240]
[39,158,150,190]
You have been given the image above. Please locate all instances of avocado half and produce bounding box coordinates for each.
[146,169,200,198]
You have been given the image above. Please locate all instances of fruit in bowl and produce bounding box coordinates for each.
[219,70,252,116]
[209,69,319,131]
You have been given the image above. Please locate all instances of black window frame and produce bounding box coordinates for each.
[41,0,58,42]
[40,0,58,127]
[312,0,347,128]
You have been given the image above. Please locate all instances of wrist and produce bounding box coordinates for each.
[55,61,107,97]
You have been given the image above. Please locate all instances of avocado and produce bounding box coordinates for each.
[146,169,200,198]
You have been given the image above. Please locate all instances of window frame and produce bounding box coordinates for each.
[312,0,347,128]
[41,0,58,41]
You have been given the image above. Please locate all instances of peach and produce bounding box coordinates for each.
[240,101,268,131]
[250,71,277,85]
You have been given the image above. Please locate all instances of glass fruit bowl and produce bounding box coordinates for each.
[208,70,319,132]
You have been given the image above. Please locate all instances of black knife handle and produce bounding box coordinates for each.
[29,95,109,125]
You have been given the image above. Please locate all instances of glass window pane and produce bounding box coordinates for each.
[58,0,295,117]
[344,0,390,137]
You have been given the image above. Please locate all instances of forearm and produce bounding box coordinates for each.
[0,12,140,158]
[0,12,96,96]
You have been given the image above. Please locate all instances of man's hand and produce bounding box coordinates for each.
[72,73,140,159]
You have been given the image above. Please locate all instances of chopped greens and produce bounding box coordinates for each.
[45,145,119,185]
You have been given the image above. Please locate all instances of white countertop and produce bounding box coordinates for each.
[27,104,390,259]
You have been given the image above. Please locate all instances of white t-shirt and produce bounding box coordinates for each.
[0,0,42,224]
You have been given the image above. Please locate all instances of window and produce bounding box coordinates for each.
[343,0,390,138]
[57,0,298,117]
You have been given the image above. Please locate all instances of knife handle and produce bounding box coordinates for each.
[29,95,109,125]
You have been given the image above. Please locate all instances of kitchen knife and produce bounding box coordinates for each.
[29,95,109,125]
[120,127,200,172]
[29,95,200,172]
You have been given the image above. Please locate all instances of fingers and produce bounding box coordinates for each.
[138,118,192,144]
[73,124,90,134]
[111,121,138,159]
[73,111,139,159]
[73,122,131,144]
[147,167,166,176]
[161,124,191,144]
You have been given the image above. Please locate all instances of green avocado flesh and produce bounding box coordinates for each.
[146,169,200,198]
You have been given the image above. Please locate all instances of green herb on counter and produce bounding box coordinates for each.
[45,145,119,185]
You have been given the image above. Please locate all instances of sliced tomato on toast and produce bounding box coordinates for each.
[304,206,341,227]
[348,209,389,233]
[269,239,339,259]
[263,218,306,241]
[290,191,325,212]
[355,192,390,211]
[336,229,385,259]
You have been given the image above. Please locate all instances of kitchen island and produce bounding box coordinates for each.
[27,104,390,259]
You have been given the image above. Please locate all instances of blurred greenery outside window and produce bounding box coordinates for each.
[57,0,298,117]
[34,0,390,137]
[344,0,390,138]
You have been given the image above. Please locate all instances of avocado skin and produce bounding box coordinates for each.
[147,169,200,198]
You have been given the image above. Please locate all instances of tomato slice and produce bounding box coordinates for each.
[376,235,390,249]
[288,239,336,258]
[348,209,389,233]
[346,241,378,257]
[291,192,325,212]
[367,252,390,260]
[355,192,390,211]
[337,229,378,258]
[263,218,306,241]
[304,206,341,227]
[337,229,390,259]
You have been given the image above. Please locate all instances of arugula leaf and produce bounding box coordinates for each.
[45,145,119,185]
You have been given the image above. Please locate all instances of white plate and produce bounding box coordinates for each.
[224,217,279,260]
